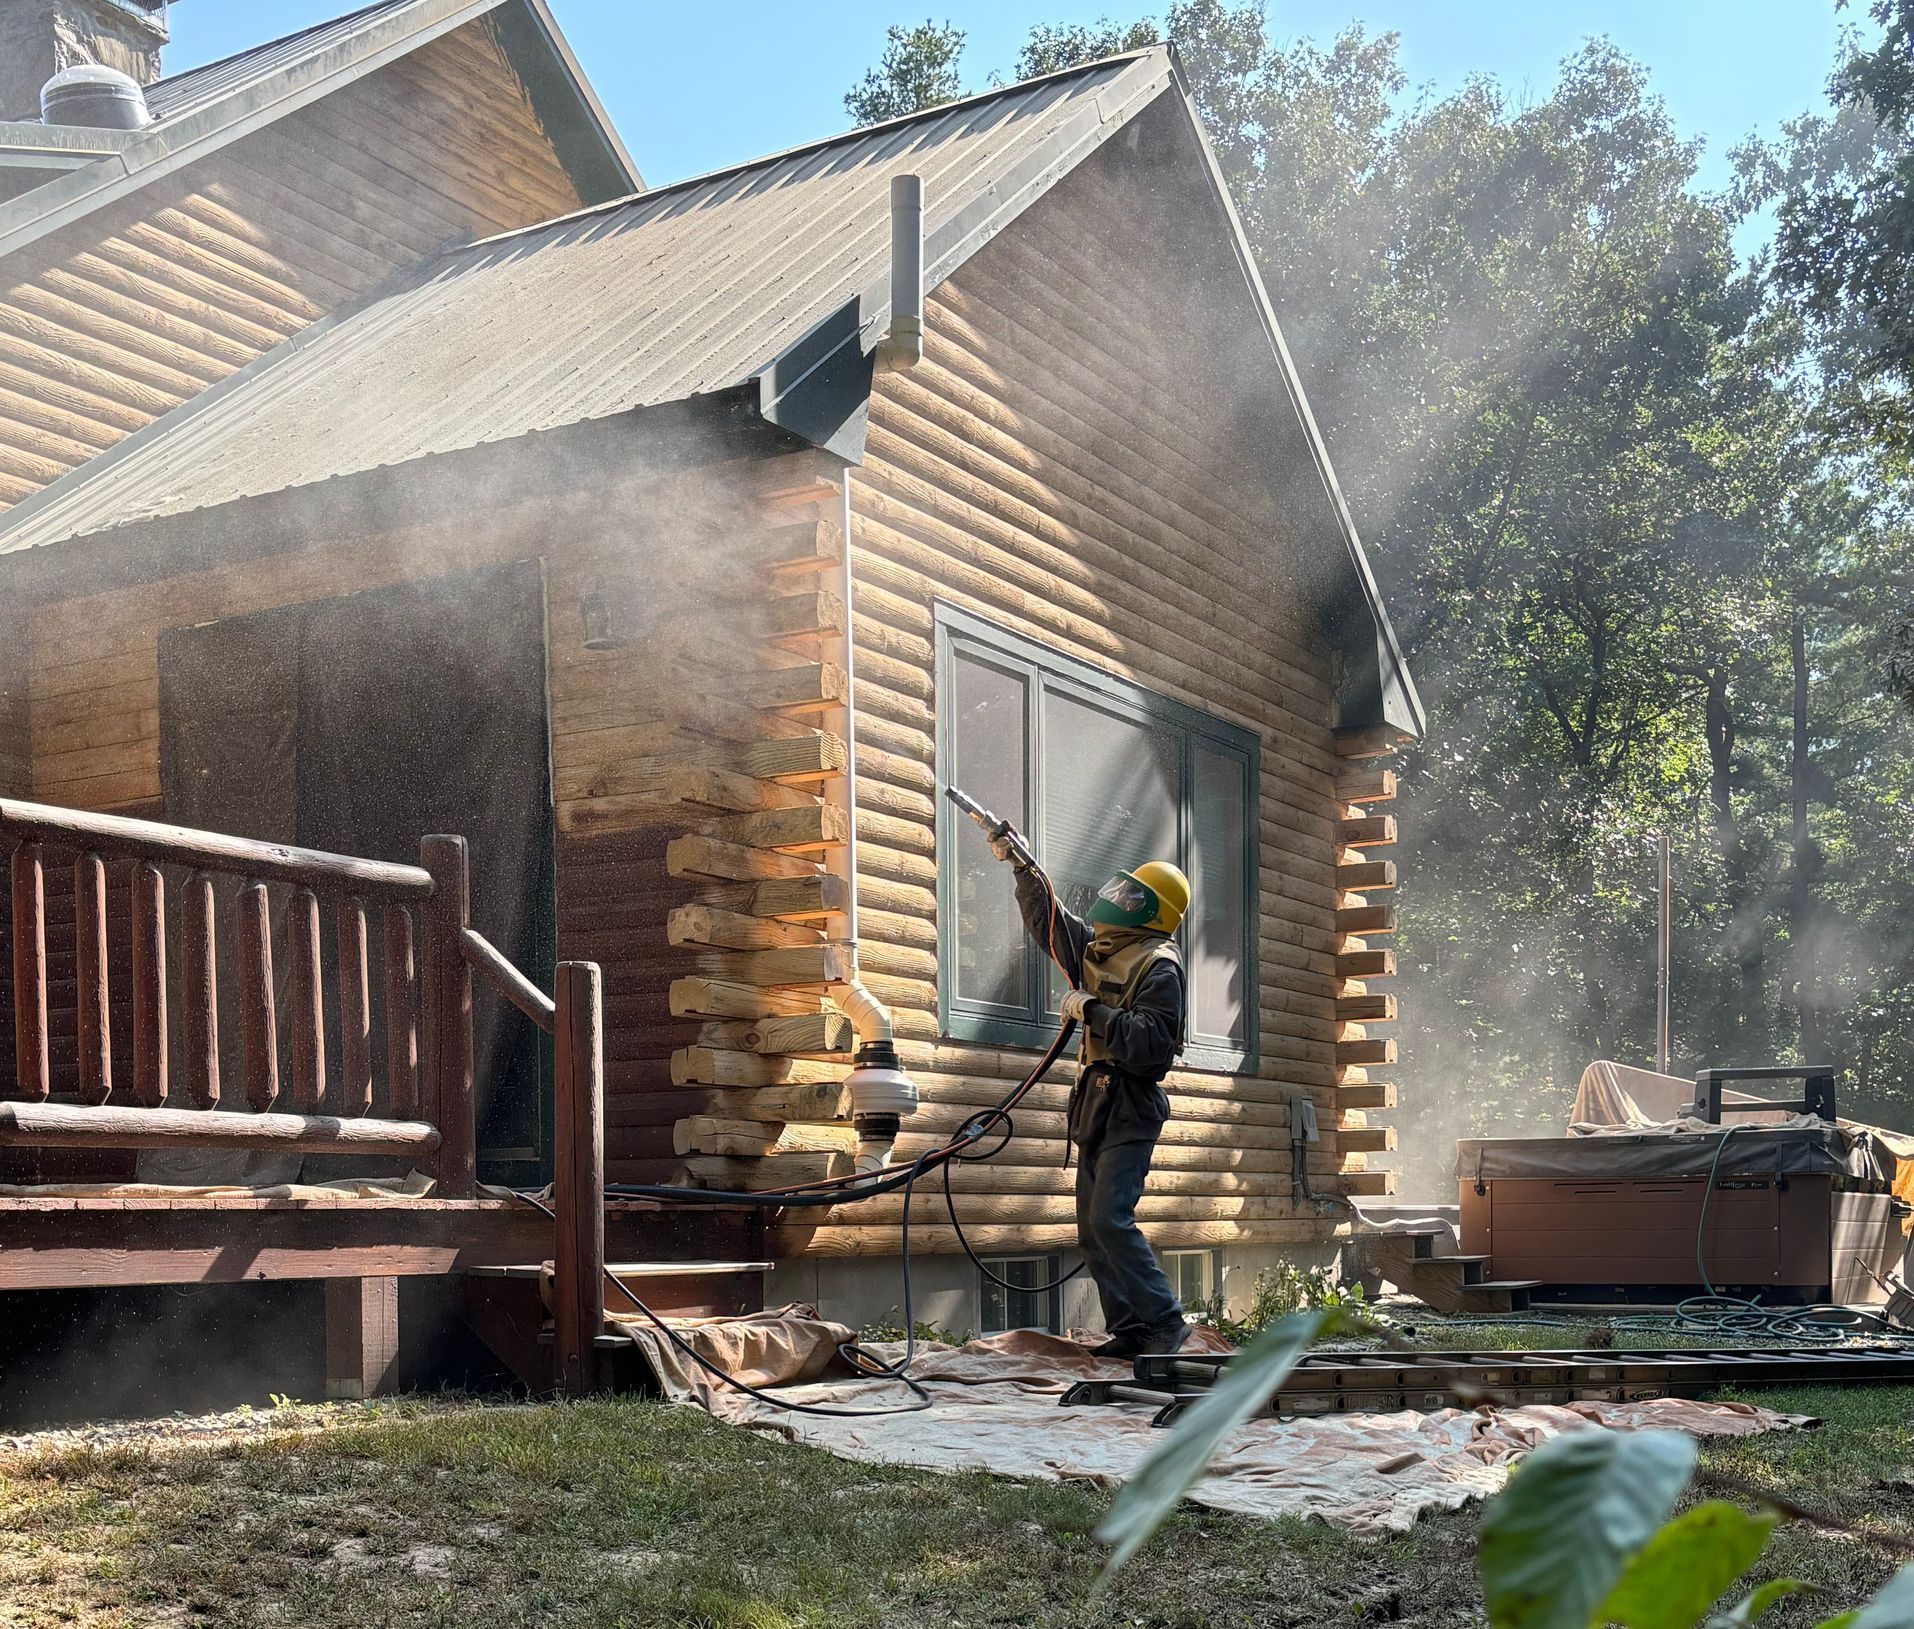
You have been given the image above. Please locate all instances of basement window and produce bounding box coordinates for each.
[935,606,1258,1071]
[979,1255,1062,1334]
[1161,1248,1216,1311]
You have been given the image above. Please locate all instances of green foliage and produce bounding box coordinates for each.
[1013,17,1158,79]
[1093,1308,1337,1578]
[1760,0,1914,461]
[1188,1262,1366,1344]
[856,1313,974,1345]
[843,20,966,125]
[1850,1564,1914,1626]
[1715,1578,1807,1625]
[1479,1430,1697,1629]
[1598,1503,1779,1629]
[1108,1394,1914,1623]
[1477,1434,1914,1629]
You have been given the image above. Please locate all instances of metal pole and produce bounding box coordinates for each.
[1656,832,1671,1076]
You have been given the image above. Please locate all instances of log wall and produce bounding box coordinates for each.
[0,601,26,796]
[778,170,1400,1256]
[6,140,1403,1258]
[0,18,583,510]
[14,446,838,1122]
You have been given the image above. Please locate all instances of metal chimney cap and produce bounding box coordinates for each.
[41,64,154,130]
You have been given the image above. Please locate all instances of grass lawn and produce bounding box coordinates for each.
[2,1342,1911,1627]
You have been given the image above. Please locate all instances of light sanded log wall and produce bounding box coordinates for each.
[0,18,583,510]
[774,168,1399,1258]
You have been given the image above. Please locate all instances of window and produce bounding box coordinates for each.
[1161,1249,1216,1312]
[936,607,1258,1070]
[979,1255,1063,1334]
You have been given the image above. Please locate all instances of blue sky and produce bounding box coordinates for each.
[168,1,1846,199]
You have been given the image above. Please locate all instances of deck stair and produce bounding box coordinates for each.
[459,1257,772,1394]
[1368,1227,1539,1315]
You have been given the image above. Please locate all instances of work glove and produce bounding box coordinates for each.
[1060,989,1098,1024]
[989,826,1027,865]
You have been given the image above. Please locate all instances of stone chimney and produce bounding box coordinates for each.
[1,0,168,122]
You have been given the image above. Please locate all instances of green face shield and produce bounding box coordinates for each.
[1087,870,1160,930]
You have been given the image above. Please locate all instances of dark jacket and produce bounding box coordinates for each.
[1013,867,1184,1149]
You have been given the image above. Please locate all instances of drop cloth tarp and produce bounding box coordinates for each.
[615,1309,1807,1535]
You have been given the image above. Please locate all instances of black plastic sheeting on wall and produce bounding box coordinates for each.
[156,560,555,1185]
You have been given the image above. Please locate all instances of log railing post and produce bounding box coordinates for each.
[73,852,110,1105]
[553,960,604,1398]
[236,881,278,1112]
[420,835,474,1197]
[181,872,219,1108]
[337,898,372,1117]
[288,887,324,1113]
[383,905,418,1119]
[10,842,45,1102]
[131,862,166,1106]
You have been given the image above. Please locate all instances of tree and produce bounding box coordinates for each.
[1764,0,1914,461]
[846,3,1914,1171]
[1014,18,1157,80]
[844,20,966,125]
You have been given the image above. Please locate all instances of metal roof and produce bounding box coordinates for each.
[0,43,1421,734]
[0,49,1175,554]
[0,0,637,263]
[145,1,419,123]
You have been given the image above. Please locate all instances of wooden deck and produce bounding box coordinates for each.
[0,1195,757,1292]
[0,797,750,1399]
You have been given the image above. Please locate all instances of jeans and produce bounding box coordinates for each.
[1075,1132,1182,1338]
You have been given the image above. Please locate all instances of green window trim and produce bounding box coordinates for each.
[934,603,1260,1074]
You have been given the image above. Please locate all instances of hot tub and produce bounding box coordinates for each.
[1456,1122,1904,1304]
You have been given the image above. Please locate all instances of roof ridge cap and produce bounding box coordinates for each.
[452,44,1168,258]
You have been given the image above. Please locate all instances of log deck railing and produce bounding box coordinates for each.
[0,796,608,1392]
[1,797,464,1185]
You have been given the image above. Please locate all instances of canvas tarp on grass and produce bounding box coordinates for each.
[613,1308,1808,1535]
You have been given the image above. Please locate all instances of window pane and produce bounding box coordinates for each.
[980,1257,1056,1333]
[950,650,1029,1011]
[1041,687,1180,949]
[1190,740,1249,1046]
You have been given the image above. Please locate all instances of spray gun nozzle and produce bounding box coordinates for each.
[945,784,1035,868]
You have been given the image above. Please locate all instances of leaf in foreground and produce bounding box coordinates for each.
[1093,1309,1334,1579]
[1710,1577,1806,1626]
[1478,1428,1696,1629]
[1842,1561,1914,1628]
[1599,1501,1777,1629]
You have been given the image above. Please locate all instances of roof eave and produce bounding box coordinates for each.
[0,388,778,596]
[491,0,641,200]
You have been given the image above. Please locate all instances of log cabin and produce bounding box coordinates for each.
[0,8,1423,1358]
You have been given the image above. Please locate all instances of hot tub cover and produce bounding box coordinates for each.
[1455,1120,1892,1184]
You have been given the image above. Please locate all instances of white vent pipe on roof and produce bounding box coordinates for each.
[875,173,924,373]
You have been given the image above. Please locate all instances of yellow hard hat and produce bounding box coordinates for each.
[1131,859,1191,935]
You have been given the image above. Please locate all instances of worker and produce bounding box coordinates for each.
[990,830,1192,1357]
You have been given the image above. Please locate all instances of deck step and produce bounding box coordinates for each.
[1368,1234,1534,1314]
[1456,1280,1541,1314]
[463,1259,773,1280]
